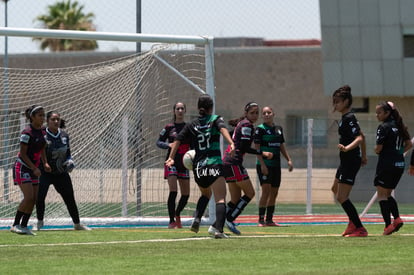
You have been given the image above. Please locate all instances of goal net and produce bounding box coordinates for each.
[0,28,214,229]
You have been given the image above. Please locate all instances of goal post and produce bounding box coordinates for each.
[0,27,215,229]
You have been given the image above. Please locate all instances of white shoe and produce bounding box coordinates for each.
[10,225,24,234]
[74,223,92,230]
[33,220,44,231]
[20,226,36,236]
[214,232,230,239]
[208,225,220,236]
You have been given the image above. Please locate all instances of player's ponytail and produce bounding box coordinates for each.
[381,101,410,141]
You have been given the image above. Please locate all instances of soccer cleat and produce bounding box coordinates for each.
[74,223,92,231]
[20,226,36,236]
[10,225,24,234]
[265,221,282,227]
[257,220,266,227]
[208,225,220,236]
[168,222,177,229]
[225,220,241,235]
[345,227,368,237]
[190,218,200,233]
[175,216,182,229]
[214,232,230,239]
[383,224,395,236]
[342,221,356,236]
[33,220,44,231]
[392,217,404,233]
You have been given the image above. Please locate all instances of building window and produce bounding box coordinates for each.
[286,116,327,147]
[403,35,414,58]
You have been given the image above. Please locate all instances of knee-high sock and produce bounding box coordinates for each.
[21,212,32,227]
[175,195,189,217]
[379,200,391,226]
[387,196,400,219]
[167,191,177,223]
[227,195,251,222]
[341,199,362,228]
[194,195,210,220]
[266,205,275,222]
[215,202,226,233]
[258,207,266,222]
[13,210,24,226]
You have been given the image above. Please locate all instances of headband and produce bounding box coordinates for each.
[30,106,43,117]
[245,102,258,111]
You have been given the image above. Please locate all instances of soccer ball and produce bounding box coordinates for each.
[182,149,195,170]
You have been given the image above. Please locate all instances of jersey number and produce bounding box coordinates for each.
[197,133,210,150]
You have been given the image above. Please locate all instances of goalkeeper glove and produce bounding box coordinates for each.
[63,158,75,173]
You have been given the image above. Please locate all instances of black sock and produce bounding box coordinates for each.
[175,195,189,217]
[215,203,226,233]
[387,196,400,219]
[379,200,392,226]
[266,205,275,222]
[167,191,177,223]
[258,207,266,222]
[13,210,24,226]
[227,195,251,222]
[21,212,31,228]
[194,195,210,220]
[341,199,362,228]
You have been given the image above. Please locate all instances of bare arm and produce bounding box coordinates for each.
[165,140,181,167]
[19,143,42,177]
[338,134,363,153]
[280,143,293,172]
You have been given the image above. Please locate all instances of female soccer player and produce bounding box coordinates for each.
[165,94,235,238]
[156,102,190,229]
[254,106,293,227]
[331,85,368,237]
[409,137,414,176]
[11,105,50,235]
[217,102,272,235]
[35,111,90,231]
[374,101,412,235]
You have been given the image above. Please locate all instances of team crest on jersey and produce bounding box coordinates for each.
[277,129,282,135]
[159,129,166,135]
[241,127,252,136]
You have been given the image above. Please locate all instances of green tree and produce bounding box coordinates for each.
[34,0,98,51]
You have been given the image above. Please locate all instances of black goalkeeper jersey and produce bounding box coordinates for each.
[42,128,72,174]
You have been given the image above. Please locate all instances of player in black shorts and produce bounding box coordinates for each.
[254,106,293,227]
[35,111,91,231]
[213,102,272,235]
[331,85,368,237]
[165,94,235,238]
[409,137,414,176]
[157,102,190,229]
[11,105,51,235]
[374,101,412,235]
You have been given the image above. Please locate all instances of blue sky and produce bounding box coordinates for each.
[0,0,320,53]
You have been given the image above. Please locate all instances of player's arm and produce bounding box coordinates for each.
[359,130,368,166]
[409,150,414,176]
[338,134,363,152]
[19,142,41,177]
[41,145,51,173]
[220,127,235,157]
[156,126,170,149]
[280,143,293,172]
[165,140,181,167]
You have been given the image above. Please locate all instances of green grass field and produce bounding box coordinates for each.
[1,223,413,274]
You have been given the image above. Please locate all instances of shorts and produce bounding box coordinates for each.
[335,159,361,185]
[164,165,190,180]
[193,162,224,188]
[223,164,249,182]
[13,160,39,185]
[374,167,404,189]
[256,165,281,188]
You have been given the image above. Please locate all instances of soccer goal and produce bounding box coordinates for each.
[0,27,214,229]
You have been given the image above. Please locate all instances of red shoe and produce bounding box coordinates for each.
[393,217,404,233]
[342,221,356,236]
[345,227,368,237]
[383,224,395,235]
[258,221,266,227]
[175,216,182,228]
[266,221,282,227]
[168,222,177,229]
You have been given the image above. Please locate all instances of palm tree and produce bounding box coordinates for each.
[34,0,98,51]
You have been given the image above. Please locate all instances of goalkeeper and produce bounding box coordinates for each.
[34,111,90,231]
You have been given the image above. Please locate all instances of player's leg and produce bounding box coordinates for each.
[35,173,51,230]
[258,183,271,226]
[211,176,229,238]
[166,166,178,228]
[175,176,190,228]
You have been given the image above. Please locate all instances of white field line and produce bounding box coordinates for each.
[2,233,414,248]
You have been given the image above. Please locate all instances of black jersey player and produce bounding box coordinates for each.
[157,102,190,229]
[331,85,368,237]
[374,101,412,235]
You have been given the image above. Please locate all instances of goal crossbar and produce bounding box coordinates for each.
[0,27,210,45]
